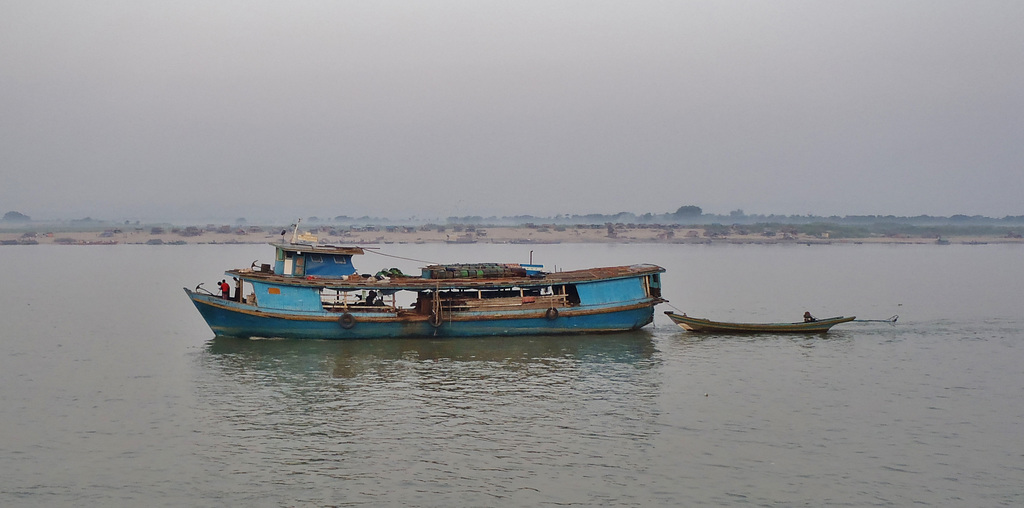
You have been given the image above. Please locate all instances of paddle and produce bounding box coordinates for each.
[853,315,899,324]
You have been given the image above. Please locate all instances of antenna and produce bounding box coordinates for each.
[291,218,301,244]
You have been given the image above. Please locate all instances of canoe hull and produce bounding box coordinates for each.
[665,311,854,333]
[188,289,656,339]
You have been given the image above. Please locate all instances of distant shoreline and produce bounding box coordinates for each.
[2,225,1022,246]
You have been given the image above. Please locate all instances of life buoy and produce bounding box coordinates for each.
[428,312,443,328]
[545,307,559,320]
[339,313,356,329]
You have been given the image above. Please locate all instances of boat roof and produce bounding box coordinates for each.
[272,242,365,256]
[229,263,664,291]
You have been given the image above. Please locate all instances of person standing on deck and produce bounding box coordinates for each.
[220,280,231,299]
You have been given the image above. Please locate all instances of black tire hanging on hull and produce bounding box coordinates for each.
[339,313,356,329]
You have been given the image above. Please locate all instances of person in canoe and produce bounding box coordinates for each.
[803,311,817,322]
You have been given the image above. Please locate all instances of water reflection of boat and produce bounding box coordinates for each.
[665,311,855,333]
[186,233,665,340]
[205,332,658,378]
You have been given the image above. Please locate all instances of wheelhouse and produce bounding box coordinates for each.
[273,243,364,278]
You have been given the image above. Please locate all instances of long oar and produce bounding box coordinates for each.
[853,315,899,324]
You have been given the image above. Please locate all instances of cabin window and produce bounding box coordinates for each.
[310,255,323,263]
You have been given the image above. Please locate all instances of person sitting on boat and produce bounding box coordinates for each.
[365,290,380,306]
[803,311,817,322]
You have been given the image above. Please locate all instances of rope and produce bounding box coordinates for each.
[362,248,439,265]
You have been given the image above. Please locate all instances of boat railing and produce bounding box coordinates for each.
[436,293,569,312]
[319,290,400,312]
[322,303,398,314]
[318,289,574,315]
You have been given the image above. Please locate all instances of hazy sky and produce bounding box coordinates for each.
[2,1,1022,222]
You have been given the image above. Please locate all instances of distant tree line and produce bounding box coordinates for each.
[7,206,1024,233]
[2,211,30,221]
[438,206,1024,227]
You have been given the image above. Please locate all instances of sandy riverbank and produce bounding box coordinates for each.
[2,225,1021,246]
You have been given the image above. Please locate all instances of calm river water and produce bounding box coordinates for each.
[1,242,1022,506]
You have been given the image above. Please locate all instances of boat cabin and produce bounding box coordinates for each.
[272,243,364,278]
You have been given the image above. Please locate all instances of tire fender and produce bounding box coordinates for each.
[339,312,356,329]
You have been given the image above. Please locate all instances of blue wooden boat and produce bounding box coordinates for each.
[664,311,854,333]
[185,241,665,339]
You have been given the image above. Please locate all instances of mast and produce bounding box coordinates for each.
[291,218,302,244]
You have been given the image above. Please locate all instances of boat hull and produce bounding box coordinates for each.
[188,289,656,339]
[665,311,854,333]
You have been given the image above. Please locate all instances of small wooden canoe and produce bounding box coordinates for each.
[664,311,854,333]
